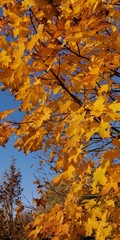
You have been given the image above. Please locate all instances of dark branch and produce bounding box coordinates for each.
[50,69,83,106]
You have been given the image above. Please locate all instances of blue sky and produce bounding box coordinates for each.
[0,88,40,208]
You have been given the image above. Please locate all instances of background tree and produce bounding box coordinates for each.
[13,210,33,240]
[0,159,24,240]
[0,0,120,239]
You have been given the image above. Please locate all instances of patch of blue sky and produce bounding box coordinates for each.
[0,87,42,206]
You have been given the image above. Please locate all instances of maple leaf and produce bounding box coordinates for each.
[101,182,119,196]
[0,0,11,5]
[108,101,120,113]
[33,197,46,207]
[15,202,24,217]
[99,121,111,138]
[90,96,105,117]
[0,109,15,121]
[0,50,11,67]
[92,160,110,192]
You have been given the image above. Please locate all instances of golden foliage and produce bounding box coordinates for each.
[0,0,120,239]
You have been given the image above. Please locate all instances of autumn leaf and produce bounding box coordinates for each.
[90,96,105,117]
[108,101,120,113]
[15,201,24,216]
[101,182,119,196]
[0,109,15,121]
[92,160,110,192]
[33,197,46,207]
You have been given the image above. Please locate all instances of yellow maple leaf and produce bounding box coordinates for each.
[22,0,38,7]
[92,160,110,192]
[101,182,119,196]
[89,96,105,117]
[54,86,61,94]
[86,217,99,236]
[98,84,109,93]
[0,50,11,67]
[109,101,120,113]
[99,121,111,138]
[93,96,105,112]
[53,172,64,186]
[27,25,44,51]
[0,109,15,121]
[0,0,11,5]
